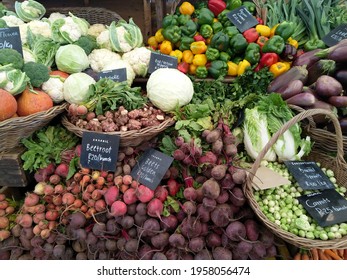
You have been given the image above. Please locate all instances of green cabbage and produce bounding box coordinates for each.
[63,73,95,105]
[14,0,46,22]
[55,44,90,74]
[0,65,30,95]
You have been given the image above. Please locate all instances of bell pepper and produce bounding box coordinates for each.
[179,1,195,16]
[162,25,182,44]
[244,42,260,65]
[189,64,197,75]
[262,35,285,54]
[147,36,158,49]
[177,61,189,74]
[259,52,279,68]
[287,37,298,49]
[205,47,220,61]
[159,40,173,55]
[212,21,223,33]
[182,49,194,64]
[179,36,195,51]
[197,7,215,26]
[196,65,208,78]
[226,0,242,10]
[270,23,279,37]
[224,26,239,39]
[190,41,208,54]
[304,39,326,51]
[208,60,228,78]
[256,35,269,50]
[199,24,214,38]
[208,0,227,17]
[275,21,295,42]
[255,24,271,37]
[229,33,248,54]
[269,61,290,77]
[217,9,232,27]
[170,49,183,63]
[237,59,251,76]
[177,14,191,26]
[243,1,256,14]
[219,51,231,62]
[194,33,206,42]
[162,14,178,29]
[180,20,198,37]
[227,61,238,76]
[233,56,243,64]
[243,28,259,43]
[210,31,230,51]
[192,54,208,66]
[155,29,164,43]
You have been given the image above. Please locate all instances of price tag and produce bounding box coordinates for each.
[148,52,178,74]
[322,24,347,47]
[298,189,347,227]
[284,161,335,190]
[131,148,173,190]
[0,27,23,56]
[80,131,120,172]
[98,68,127,82]
[226,6,259,33]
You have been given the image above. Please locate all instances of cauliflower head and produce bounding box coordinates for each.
[41,77,64,103]
[102,59,136,86]
[1,15,24,26]
[122,47,152,77]
[28,20,52,38]
[88,23,106,38]
[88,48,122,72]
[96,29,112,50]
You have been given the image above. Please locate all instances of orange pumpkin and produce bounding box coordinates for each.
[17,88,53,116]
[49,70,69,81]
[0,89,17,121]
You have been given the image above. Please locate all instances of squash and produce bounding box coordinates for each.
[17,88,53,116]
[0,89,17,122]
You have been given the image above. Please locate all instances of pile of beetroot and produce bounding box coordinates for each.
[0,122,278,260]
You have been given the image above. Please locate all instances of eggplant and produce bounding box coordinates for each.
[285,92,316,107]
[276,79,304,100]
[315,75,343,98]
[306,59,336,86]
[305,99,336,125]
[335,69,347,88]
[292,49,321,68]
[280,44,297,62]
[267,65,308,93]
[328,95,347,108]
[314,39,347,61]
[327,117,347,135]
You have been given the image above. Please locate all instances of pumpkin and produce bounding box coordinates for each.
[16,88,53,116]
[0,89,17,121]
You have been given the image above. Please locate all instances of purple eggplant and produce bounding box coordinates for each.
[276,79,304,100]
[314,39,347,62]
[292,49,321,68]
[328,95,347,108]
[280,44,298,62]
[286,92,316,107]
[305,99,336,125]
[315,75,343,98]
[335,69,347,89]
[327,117,347,135]
[306,59,336,86]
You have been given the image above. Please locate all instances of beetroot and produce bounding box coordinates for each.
[244,219,260,241]
[216,190,229,204]
[221,174,235,190]
[180,217,202,238]
[235,240,253,254]
[182,201,197,216]
[138,244,155,260]
[151,232,170,249]
[212,247,232,260]
[205,128,222,143]
[210,203,233,227]
[160,214,178,232]
[226,221,246,241]
[202,178,221,199]
[199,151,218,165]
[167,178,181,196]
[250,242,267,259]
[55,163,69,178]
[103,186,119,206]
[123,188,137,205]
[212,139,223,155]
[229,186,246,207]
[194,249,212,260]
[169,233,186,248]
[110,201,127,217]
[188,236,205,253]
[136,185,154,203]
[147,198,164,219]
[165,248,179,260]
[68,212,86,229]
[183,187,197,201]
[206,232,222,248]
[120,215,134,229]
[211,164,228,180]
[232,169,247,184]
[141,218,160,237]
[196,204,210,223]
[154,185,168,202]
[152,252,167,260]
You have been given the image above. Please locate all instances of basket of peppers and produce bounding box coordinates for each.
[147,0,299,80]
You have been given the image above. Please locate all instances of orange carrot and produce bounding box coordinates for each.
[318,249,329,260]
[324,249,343,260]
[344,249,347,260]
[311,248,319,260]
[337,249,344,259]
[293,252,302,260]
[301,252,310,260]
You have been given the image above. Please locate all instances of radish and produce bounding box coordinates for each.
[136,185,154,203]
[110,201,127,217]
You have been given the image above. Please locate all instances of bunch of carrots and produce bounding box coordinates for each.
[294,248,347,260]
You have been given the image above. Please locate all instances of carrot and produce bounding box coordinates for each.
[324,249,343,260]
[293,252,302,260]
[318,249,329,260]
[301,252,310,260]
[337,249,345,259]
[344,249,347,260]
[311,248,319,260]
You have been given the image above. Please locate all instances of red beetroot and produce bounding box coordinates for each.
[147,198,164,219]
[110,201,127,217]
[123,188,137,205]
[103,186,119,206]
[24,193,40,207]
[154,185,168,202]
[198,151,218,165]
[167,178,181,196]
[183,187,197,201]
[55,163,69,178]
[136,185,154,203]
[202,178,221,199]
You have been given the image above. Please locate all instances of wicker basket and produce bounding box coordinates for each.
[61,115,175,147]
[0,103,68,153]
[45,7,123,25]
[244,108,347,249]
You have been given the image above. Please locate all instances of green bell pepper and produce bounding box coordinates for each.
[262,35,285,54]
[224,26,239,39]
[162,25,182,44]
[243,1,256,15]
[200,24,213,38]
[304,39,326,51]
[244,42,260,65]
[217,9,232,27]
[229,33,248,54]
[219,51,231,62]
[179,36,195,51]
[162,14,178,29]
[233,56,243,64]
[226,0,242,10]
[206,47,220,61]
[180,19,198,37]
[210,31,230,52]
[196,65,208,78]
[212,21,223,34]
[208,60,228,79]
[177,14,191,26]
[275,21,295,42]
[197,7,215,26]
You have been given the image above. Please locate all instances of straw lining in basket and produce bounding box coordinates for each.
[244,108,347,249]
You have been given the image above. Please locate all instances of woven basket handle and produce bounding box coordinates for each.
[248,108,345,182]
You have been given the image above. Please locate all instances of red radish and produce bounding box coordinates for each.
[110,201,127,217]
[167,178,181,196]
[104,186,119,206]
[154,185,168,202]
[55,163,69,178]
[24,193,40,207]
[136,185,154,203]
[147,198,164,219]
[123,188,137,205]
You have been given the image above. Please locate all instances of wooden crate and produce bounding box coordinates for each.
[0,146,32,187]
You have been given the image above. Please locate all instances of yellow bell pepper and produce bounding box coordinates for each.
[269,61,290,77]
[255,24,271,37]
[270,23,279,38]
[182,50,194,64]
[190,41,207,54]
[179,1,195,15]
[192,54,207,66]
[227,61,238,76]
[287,37,299,49]
[155,28,165,43]
[147,36,158,49]
[159,40,173,55]
[237,59,251,76]
[170,49,183,63]
[189,64,197,75]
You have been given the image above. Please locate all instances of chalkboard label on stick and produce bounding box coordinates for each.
[298,189,347,227]
[148,52,178,74]
[284,161,335,190]
[80,131,120,172]
[98,68,127,82]
[322,24,347,47]
[131,148,173,190]
[226,6,259,33]
[0,27,23,56]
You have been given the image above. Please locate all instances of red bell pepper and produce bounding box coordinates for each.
[256,17,264,25]
[177,61,189,74]
[208,0,227,17]
[194,34,206,42]
[259,53,279,68]
[256,35,269,50]
[243,28,259,43]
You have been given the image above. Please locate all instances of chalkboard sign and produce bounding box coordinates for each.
[0,27,23,56]
[80,131,120,172]
[323,24,347,47]
[98,68,127,82]
[298,189,347,227]
[226,6,259,33]
[284,161,335,190]
[131,148,173,190]
[148,52,178,74]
